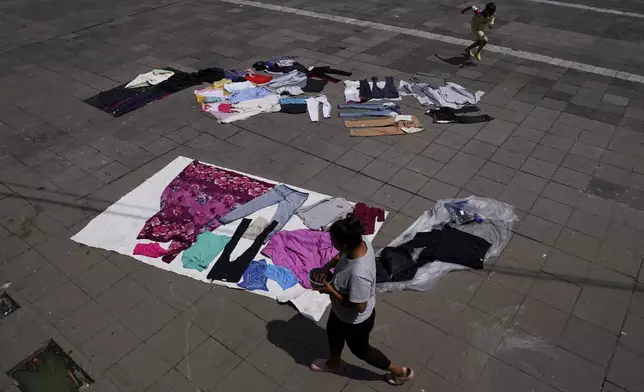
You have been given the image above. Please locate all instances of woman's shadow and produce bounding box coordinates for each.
[265,313,384,382]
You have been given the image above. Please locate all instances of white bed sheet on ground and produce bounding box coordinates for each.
[71,156,385,321]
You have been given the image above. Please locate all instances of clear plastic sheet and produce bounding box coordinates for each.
[376,196,518,292]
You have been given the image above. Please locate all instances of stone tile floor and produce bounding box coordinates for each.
[1,0,644,391]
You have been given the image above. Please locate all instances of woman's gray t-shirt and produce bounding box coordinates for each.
[331,239,377,324]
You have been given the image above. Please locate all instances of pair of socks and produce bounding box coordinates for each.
[206,219,278,282]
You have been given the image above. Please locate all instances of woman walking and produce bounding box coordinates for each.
[310,214,415,386]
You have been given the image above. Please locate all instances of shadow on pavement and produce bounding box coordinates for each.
[435,53,476,68]
[265,315,385,382]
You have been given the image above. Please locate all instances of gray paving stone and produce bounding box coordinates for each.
[509,171,548,194]
[400,195,434,217]
[421,142,458,163]
[434,165,474,188]
[176,338,242,392]
[555,228,600,262]
[427,335,490,390]
[353,138,389,157]
[214,361,279,392]
[543,347,605,392]
[144,369,202,392]
[435,131,470,150]
[213,306,267,359]
[406,155,443,177]
[147,314,208,365]
[513,297,569,342]
[559,316,618,367]
[450,305,506,354]
[474,357,539,392]
[56,300,116,346]
[471,280,524,321]
[33,281,90,323]
[502,136,536,156]
[419,178,460,201]
[360,159,401,182]
[521,157,558,179]
[531,197,573,225]
[117,295,177,340]
[461,139,498,159]
[342,173,383,198]
[95,274,151,317]
[105,343,172,392]
[478,161,517,184]
[371,184,413,211]
[335,150,374,171]
[566,209,610,239]
[620,312,644,355]
[516,214,562,245]
[464,175,504,198]
[72,259,126,297]
[378,146,414,166]
[494,328,556,378]
[608,346,644,392]
[449,152,486,174]
[80,321,142,370]
[491,254,541,294]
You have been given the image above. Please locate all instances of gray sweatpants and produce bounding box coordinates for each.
[219,184,309,243]
[296,197,353,230]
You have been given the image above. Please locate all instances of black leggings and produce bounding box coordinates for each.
[327,310,391,370]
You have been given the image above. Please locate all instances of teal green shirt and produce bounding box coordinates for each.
[182,232,230,271]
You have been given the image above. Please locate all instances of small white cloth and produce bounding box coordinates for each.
[224,81,255,92]
[126,69,174,88]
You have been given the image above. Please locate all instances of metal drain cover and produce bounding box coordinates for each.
[8,339,93,392]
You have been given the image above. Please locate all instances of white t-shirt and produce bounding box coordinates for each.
[331,240,377,324]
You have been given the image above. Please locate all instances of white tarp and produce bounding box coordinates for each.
[72,156,385,321]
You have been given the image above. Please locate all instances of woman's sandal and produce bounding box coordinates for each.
[385,367,415,386]
[310,359,342,373]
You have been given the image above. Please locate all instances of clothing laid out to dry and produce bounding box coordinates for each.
[344,77,400,103]
[398,79,484,109]
[337,102,401,119]
[85,67,227,117]
[296,197,353,230]
[238,259,299,291]
[262,229,339,289]
[353,203,385,235]
[135,160,275,262]
[376,226,491,283]
[345,115,424,137]
[429,107,493,124]
[206,218,279,282]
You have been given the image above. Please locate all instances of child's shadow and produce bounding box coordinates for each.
[435,53,476,68]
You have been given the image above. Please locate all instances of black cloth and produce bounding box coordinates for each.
[376,226,491,283]
[371,77,386,99]
[253,60,307,74]
[430,108,493,124]
[280,103,307,114]
[359,79,373,102]
[307,66,352,83]
[383,76,399,99]
[85,67,222,117]
[207,218,251,281]
[327,310,391,370]
[208,220,279,283]
[302,78,328,93]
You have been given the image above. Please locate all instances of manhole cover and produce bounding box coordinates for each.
[8,339,93,392]
[0,292,19,319]
[0,289,19,319]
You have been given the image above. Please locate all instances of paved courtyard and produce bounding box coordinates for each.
[1,0,644,391]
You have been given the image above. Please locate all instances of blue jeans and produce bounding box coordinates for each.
[218,184,308,243]
[337,102,400,111]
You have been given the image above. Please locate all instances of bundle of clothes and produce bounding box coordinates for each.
[376,197,518,292]
[191,56,352,123]
[85,67,227,117]
[133,160,387,292]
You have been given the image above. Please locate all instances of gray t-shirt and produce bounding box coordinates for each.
[331,239,376,324]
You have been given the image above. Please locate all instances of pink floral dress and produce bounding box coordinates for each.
[137,160,274,262]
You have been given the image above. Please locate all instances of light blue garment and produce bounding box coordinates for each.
[219,184,308,243]
[229,87,273,104]
[265,264,298,289]
[337,102,400,111]
[279,97,307,105]
[266,70,307,88]
[338,110,398,118]
[182,232,230,271]
[238,259,299,291]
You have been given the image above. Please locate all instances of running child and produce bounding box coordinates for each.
[462,2,496,60]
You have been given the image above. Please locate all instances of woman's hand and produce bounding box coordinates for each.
[311,269,328,284]
[316,281,335,295]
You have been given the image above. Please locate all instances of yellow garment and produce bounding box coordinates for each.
[194,79,233,106]
[471,6,495,32]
